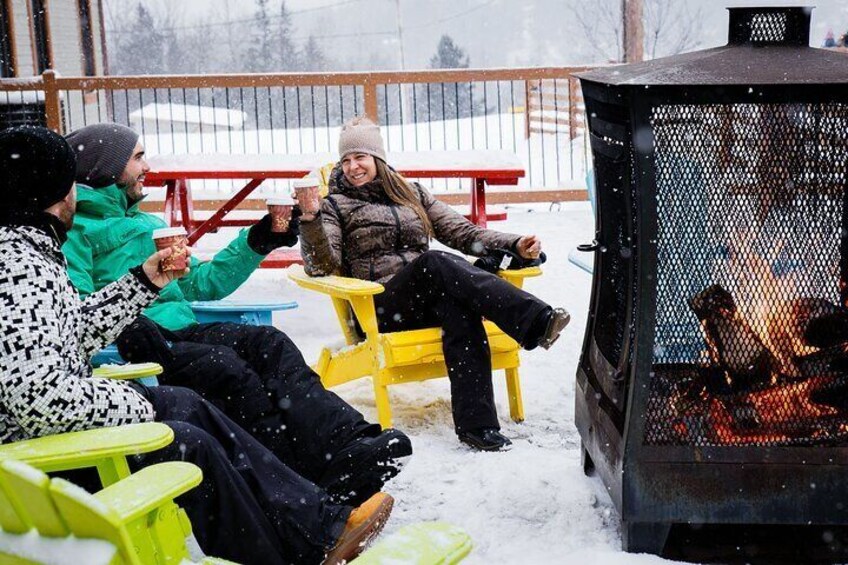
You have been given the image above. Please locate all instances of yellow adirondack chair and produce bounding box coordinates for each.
[0,458,233,564]
[288,264,542,429]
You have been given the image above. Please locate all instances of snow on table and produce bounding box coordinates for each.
[146,149,523,177]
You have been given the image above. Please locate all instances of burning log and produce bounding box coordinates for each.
[652,282,848,446]
[803,306,848,348]
[766,297,840,376]
[796,342,848,379]
[708,395,848,447]
[689,284,778,391]
[732,376,839,428]
[646,364,848,446]
[796,345,848,410]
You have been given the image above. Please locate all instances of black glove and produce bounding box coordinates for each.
[115,315,179,367]
[124,378,154,400]
[473,248,547,274]
[247,208,302,254]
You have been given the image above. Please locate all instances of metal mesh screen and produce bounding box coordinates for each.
[644,102,848,447]
[750,12,788,42]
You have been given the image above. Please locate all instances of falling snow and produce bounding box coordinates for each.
[209,202,682,564]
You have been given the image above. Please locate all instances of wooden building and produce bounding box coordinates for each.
[1,0,107,78]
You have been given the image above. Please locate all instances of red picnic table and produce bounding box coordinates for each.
[145,150,525,267]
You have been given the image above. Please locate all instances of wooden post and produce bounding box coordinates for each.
[568,78,578,141]
[363,80,379,123]
[622,0,644,63]
[524,80,532,139]
[42,70,62,133]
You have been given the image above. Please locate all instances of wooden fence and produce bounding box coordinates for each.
[0,67,595,200]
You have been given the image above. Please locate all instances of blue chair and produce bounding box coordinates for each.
[90,300,299,385]
[569,170,596,275]
[190,299,298,326]
[90,344,126,367]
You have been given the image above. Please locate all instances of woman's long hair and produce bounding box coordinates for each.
[374,158,433,238]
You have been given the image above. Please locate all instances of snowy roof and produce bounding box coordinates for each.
[129,103,246,128]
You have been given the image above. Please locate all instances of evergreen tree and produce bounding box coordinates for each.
[244,0,274,72]
[421,35,477,121]
[112,3,167,75]
[301,36,326,72]
[429,35,470,70]
[276,0,299,71]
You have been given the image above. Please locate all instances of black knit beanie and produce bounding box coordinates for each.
[0,125,77,216]
[65,123,139,188]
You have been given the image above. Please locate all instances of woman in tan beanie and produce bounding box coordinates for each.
[299,117,569,451]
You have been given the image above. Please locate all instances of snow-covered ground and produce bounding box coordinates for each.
[213,202,680,564]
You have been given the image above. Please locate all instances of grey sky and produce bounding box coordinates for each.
[104,0,848,70]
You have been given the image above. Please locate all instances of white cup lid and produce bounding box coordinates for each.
[267,197,295,206]
[292,177,319,189]
[152,227,188,239]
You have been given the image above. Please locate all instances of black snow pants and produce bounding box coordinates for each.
[66,386,350,565]
[116,320,378,483]
[372,251,551,433]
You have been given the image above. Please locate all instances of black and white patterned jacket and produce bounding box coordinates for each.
[0,224,157,444]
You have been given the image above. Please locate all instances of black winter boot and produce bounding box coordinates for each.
[457,427,513,451]
[320,428,412,506]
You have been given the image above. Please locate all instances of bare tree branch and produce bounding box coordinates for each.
[568,0,624,62]
[571,0,703,62]
[644,0,703,58]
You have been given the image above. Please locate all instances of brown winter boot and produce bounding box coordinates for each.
[323,492,394,564]
[539,308,571,350]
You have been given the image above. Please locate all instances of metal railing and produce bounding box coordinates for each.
[0,67,594,196]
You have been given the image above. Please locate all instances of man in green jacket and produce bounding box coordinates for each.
[63,123,411,506]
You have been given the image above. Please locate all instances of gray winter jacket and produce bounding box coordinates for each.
[300,167,520,283]
[0,224,157,444]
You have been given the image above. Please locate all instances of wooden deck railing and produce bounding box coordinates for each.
[0,67,596,197]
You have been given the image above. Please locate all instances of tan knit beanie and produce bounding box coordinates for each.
[338,117,386,161]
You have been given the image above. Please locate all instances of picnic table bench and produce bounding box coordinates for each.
[145,150,524,267]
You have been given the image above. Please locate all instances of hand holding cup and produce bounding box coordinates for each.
[267,197,295,232]
[292,178,321,220]
[145,227,191,288]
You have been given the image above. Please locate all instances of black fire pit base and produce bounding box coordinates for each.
[622,521,672,554]
[664,523,848,564]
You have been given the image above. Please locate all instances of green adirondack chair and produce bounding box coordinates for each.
[0,422,174,487]
[355,522,473,565]
[0,458,233,564]
[0,360,473,564]
[0,458,473,565]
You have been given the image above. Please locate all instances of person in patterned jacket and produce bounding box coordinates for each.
[0,126,393,565]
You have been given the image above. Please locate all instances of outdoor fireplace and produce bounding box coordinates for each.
[574,6,848,554]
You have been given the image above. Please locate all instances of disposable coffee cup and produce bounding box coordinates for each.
[267,196,295,232]
[293,178,321,214]
[152,227,188,272]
